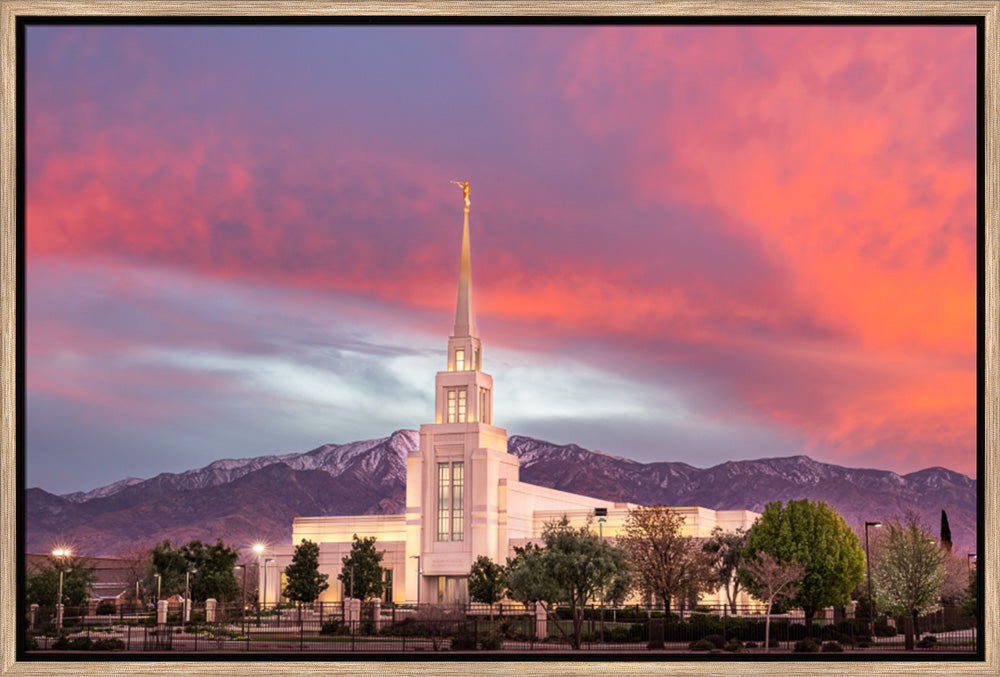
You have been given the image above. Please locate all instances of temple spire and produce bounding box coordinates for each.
[451,181,476,338]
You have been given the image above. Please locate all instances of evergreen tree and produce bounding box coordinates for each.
[284,539,330,604]
[337,535,384,601]
[181,539,240,603]
[940,510,953,552]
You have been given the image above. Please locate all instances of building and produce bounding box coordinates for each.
[264,186,759,606]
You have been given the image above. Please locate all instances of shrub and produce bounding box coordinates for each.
[68,636,94,650]
[873,622,898,637]
[689,638,715,651]
[24,633,39,650]
[320,619,349,636]
[95,601,117,616]
[724,639,743,652]
[794,638,820,653]
[744,641,758,649]
[92,638,125,651]
[702,633,726,649]
[769,637,779,648]
[856,639,872,648]
[480,631,503,650]
[821,641,844,652]
[917,635,938,648]
[359,620,376,636]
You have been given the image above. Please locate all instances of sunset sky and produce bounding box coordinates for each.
[24,23,979,495]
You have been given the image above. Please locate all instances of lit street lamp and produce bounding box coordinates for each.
[263,558,274,618]
[598,517,607,643]
[153,573,162,605]
[253,543,266,626]
[51,548,71,630]
[864,521,882,639]
[183,568,197,627]
[409,555,421,606]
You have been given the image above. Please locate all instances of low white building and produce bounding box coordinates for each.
[263,186,759,607]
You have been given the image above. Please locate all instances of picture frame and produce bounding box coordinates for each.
[1,1,996,676]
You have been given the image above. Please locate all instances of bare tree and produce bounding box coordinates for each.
[740,552,805,652]
[620,505,717,619]
[114,543,152,606]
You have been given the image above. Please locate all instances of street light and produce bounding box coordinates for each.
[864,521,882,639]
[598,517,607,643]
[183,568,197,627]
[263,558,274,617]
[235,564,248,633]
[51,548,71,630]
[153,573,162,605]
[409,555,421,606]
[252,543,266,626]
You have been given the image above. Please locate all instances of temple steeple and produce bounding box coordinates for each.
[451,180,477,339]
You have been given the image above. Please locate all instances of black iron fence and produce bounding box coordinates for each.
[24,601,977,653]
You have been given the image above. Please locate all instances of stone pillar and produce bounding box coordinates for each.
[534,601,547,640]
[183,598,192,623]
[344,598,361,625]
[372,599,382,630]
[205,598,217,623]
[55,603,64,630]
[156,600,168,624]
[29,604,38,630]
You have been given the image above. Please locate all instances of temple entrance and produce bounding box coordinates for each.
[436,576,468,605]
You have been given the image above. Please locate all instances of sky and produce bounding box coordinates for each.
[24,23,979,495]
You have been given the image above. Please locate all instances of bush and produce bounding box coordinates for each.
[917,635,938,648]
[794,638,820,653]
[92,638,125,651]
[320,619,349,636]
[68,636,94,650]
[689,638,716,651]
[744,641,758,649]
[480,631,503,650]
[95,601,117,616]
[821,641,844,652]
[873,622,898,637]
[499,620,527,641]
[702,633,726,649]
[724,638,743,652]
[24,633,39,650]
[769,637,779,648]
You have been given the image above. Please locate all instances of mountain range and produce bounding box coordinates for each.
[25,430,977,557]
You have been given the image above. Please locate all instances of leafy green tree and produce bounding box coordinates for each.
[739,552,805,652]
[181,539,240,603]
[337,535,383,601]
[871,513,945,650]
[740,499,865,636]
[703,526,748,614]
[619,505,716,619]
[468,555,505,618]
[146,540,189,600]
[960,567,977,617]
[505,516,631,649]
[25,555,95,607]
[284,539,330,604]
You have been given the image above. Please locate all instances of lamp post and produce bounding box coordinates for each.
[864,521,882,639]
[409,555,421,606]
[183,568,196,627]
[598,517,607,643]
[235,565,248,634]
[253,544,266,627]
[154,573,162,605]
[51,548,70,630]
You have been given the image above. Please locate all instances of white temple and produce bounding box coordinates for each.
[263,185,758,606]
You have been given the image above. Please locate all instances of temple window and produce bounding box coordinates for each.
[446,388,467,423]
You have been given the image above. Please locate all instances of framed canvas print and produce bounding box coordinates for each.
[1,1,996,676]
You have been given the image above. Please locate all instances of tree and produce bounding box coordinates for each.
[940,510,952,552]
[284,539,330,604]
[468,555,505,619]
[505,517,631,649]
[739,552,805,652]
[871,513,945,650]
[115,544,152,606]
[619,505,716,619]
[703,526,747,614]
[25,554,95,607]
[181,539,240,603]
[337,535,383,601]
[147,540,189,600]
[741,499,865,636]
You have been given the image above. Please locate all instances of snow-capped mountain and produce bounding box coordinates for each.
[25,432,977,557]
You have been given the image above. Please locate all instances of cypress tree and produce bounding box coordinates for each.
[940,510,953,552]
